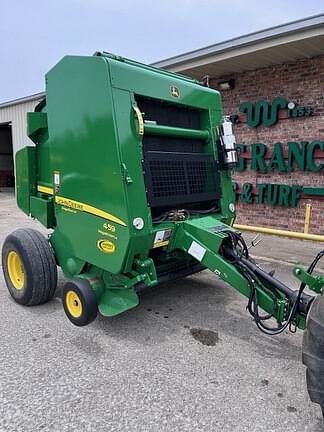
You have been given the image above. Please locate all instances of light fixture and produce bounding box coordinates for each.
[218,78,235,90]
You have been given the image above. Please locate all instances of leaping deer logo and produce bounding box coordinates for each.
[170,86,180,98]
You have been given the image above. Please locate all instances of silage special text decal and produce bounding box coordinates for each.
[233,140,324,207]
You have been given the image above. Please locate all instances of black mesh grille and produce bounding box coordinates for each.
[136,96,201,129]
[150,160,186,197]
[187,161,215,194]
[144,152,220,207]
[136,95,221,212]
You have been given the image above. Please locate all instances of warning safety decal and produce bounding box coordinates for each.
[153,229,172,249]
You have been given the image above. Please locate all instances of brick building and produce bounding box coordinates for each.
[154,14,324,236]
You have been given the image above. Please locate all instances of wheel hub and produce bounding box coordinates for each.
[7,251,25,290]
[66,291,83,318]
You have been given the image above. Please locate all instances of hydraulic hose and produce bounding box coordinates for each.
[240,256,314,315]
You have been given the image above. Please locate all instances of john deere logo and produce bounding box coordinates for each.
[170,86,180,98]
[97,239,116,254]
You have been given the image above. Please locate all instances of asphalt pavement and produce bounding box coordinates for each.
[0,190,323,432]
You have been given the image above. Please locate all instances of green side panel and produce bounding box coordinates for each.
[30,196,55,228]
[49,229,85,278]
[27,112,48,143]
[45,56,130,274]
[15,147,36,215]
[27,109,52,188]
[52,211,129,275]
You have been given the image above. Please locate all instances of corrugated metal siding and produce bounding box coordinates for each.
[0,98,43,154]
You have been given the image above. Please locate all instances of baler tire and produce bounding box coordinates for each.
[1,228,58,306]
[29,229,58,302]
[62,278,98,326]
[302,293,324,419]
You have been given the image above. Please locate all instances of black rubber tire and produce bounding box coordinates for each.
[62,278,98,326]
[1,228,58,306]
[302,294,324,418]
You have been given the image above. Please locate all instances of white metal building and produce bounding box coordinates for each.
[0,92,44,188]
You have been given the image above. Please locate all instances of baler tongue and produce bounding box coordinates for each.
[170,218,317,334]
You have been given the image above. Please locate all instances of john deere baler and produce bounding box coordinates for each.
[2,52,324,416]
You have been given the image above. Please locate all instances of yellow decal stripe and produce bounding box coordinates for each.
[37,185,54,195]
[37,185,126,226]
[153,240,169,249]
[133,105,144,136]
[55,196,127,227]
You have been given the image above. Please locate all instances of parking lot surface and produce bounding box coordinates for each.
[0,190,323,432]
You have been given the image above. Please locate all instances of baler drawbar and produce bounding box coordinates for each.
[1,51,324,417]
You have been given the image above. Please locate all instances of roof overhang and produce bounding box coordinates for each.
[152,14,324,79]
[0,92,45,109]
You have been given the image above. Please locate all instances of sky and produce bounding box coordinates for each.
[0,0,323,102]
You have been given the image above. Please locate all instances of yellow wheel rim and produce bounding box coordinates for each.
[7,251,25,290]
[66,290,83,318]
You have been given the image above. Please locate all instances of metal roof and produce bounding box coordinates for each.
[0,92,45,109]
[152,13,324,79]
